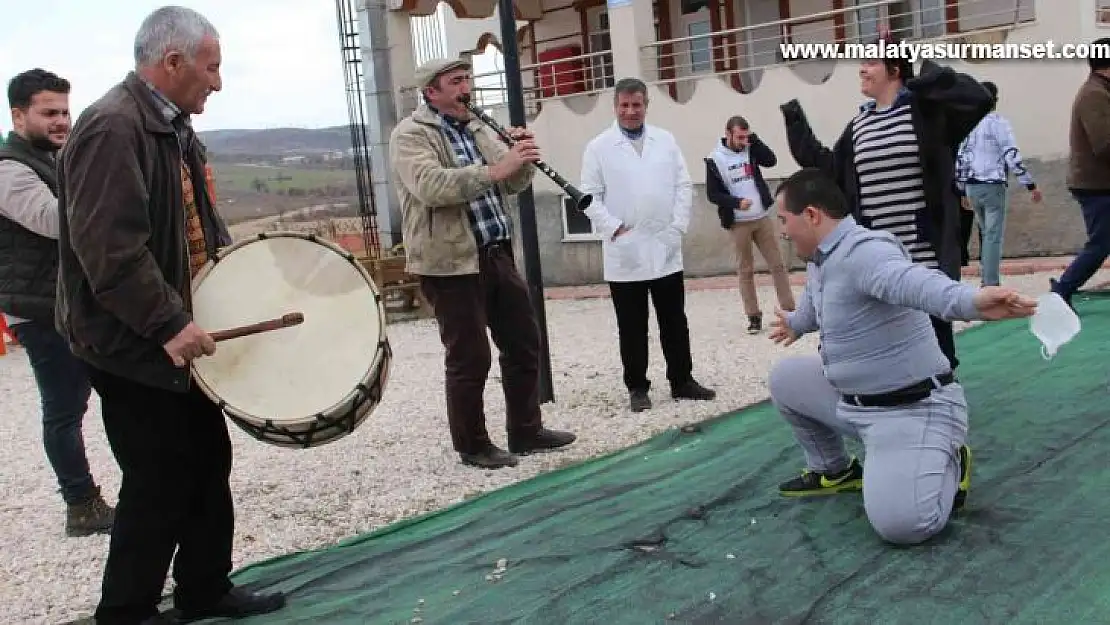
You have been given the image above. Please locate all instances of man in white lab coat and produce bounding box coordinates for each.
[579,78,716,413]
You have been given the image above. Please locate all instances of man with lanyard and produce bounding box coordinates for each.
[389,58,576,469]
[767,168,1036,545]
[0,69,115,537]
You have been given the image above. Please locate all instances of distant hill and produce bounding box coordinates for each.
[198,125,358,157]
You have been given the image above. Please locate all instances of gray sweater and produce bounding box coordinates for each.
[787,216,981,395]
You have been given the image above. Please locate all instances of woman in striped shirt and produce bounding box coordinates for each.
[778,34,993,372]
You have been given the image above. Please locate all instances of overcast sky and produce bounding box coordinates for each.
[1,0,353,131]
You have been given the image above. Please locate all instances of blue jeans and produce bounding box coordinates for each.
[965,183,1008,286]
[10,319,97,505]
[1054,191,1110,301]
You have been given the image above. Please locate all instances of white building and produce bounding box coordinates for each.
[372,0,1107,285]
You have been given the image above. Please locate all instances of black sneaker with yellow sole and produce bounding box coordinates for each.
[779,456,864,497]
[954,444,972,511]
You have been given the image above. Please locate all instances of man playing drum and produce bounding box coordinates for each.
[55,7,285,624]
[389,58,576,469]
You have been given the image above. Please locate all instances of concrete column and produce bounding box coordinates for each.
[357,1,413,251]
[604,0,657,80]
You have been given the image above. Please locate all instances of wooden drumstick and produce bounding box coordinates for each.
[210,312,305,342]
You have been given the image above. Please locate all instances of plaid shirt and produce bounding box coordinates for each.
[435,110,511,247]
[140,78,195,151]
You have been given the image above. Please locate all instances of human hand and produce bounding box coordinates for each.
[163,322,216,367]
[768,308,798,346]
[960,196,971,211]
[972,287,1038,320]
[1031,189,1043,203]
[491,139,541,181]
[740,198,752,210]
[507,126,534,141]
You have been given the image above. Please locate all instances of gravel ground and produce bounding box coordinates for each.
[0,270,1098,624]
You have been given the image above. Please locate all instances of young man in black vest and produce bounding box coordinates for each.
[0,69,115,537]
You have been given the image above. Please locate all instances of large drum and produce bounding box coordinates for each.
[190,232,391,448]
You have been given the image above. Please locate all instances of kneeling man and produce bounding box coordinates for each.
[767,168,1036,545]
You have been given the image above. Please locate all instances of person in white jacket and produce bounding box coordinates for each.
[579,78,716,413]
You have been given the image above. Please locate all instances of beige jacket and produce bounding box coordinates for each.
[389,103,534,276]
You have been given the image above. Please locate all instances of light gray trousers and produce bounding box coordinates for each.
[768,354,969,545]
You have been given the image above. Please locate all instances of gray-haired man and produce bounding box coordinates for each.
[767,168,1036,545]
[56,7,284,624]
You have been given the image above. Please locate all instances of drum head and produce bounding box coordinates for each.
[190,234,383,425]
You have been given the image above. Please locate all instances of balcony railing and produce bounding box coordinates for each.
[642,0,1035,92]
[399,46,615,118]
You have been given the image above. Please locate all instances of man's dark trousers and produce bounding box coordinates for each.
[419,241,544,454]
[88,366,234,625]
[1054,191,1110,301]
[9,319,97,504]
[608,270,694,392]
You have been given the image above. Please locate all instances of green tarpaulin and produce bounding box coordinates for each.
[191,292,1110,624]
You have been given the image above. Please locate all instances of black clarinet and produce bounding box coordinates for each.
[458,94,593,212]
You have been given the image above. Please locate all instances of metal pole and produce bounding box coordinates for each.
[496,0,554,403]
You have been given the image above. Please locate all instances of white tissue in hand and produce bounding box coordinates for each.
[1028,292,1080,360]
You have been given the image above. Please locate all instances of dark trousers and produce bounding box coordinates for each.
[930,315,958,372]
[608,270,694,392]
[1055,191,1110,300]
[958,207,980,267]
[10,319,97,505]
[419,242,543,454]
[88,366,234,625]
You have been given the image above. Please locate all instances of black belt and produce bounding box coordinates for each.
[842,372,956,408]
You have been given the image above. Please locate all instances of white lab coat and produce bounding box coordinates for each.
[579,122,693,283]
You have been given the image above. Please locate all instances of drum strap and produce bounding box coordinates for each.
[181,162,208,278]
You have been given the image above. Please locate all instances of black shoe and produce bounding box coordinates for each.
[954,444,972,511]
[747,314,762,334]
[139,615,177,625]
[1050,278,1075,310]
[779,457,864,497]
[177,587,286,622]
[460,445,519,469]
[630,389,652,412]
[671,380,716,401]
[509,428,577,454]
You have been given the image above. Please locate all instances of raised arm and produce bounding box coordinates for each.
[748,133,777,168]
[849,235,980,322]
[779,99,838,177]
[908,60,994,149]
[62,118,190,345]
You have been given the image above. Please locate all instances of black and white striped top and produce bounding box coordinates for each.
[850,102,936,268]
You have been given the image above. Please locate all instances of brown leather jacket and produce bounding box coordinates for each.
[56,72,230,392]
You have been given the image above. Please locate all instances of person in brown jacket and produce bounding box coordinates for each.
[389,58,575,469]
[1051,37,1110,307]
[55,7,285,625]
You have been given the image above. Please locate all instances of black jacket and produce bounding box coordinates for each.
[780,59,992,280]
[0,132,62,323]
[57,72,231,392]
[703,134,777,229]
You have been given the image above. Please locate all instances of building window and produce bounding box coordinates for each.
[1099,0,1110,25]
[688,20,712,73]
[560,195,599,241]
